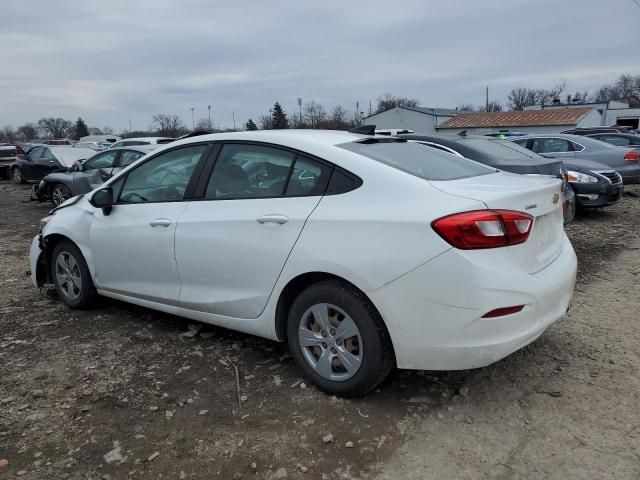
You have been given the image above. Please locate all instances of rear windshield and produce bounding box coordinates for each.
[461,139,541,160]
[339,139,493,181]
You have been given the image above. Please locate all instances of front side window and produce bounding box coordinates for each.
[118,145,206,203]
[84,151,118,170]
[339,139,492,181]
[531,138,572,153]
[120,150,145,167]
[205,144,295,199]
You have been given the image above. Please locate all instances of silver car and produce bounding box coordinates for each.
[35,145,157,206]
[510,134,640,184]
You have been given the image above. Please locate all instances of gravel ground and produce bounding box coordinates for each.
[0,180,639,480]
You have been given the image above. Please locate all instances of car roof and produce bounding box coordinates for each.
[168,130,375,149]
[115,137,173,142]
[108,145,158,153]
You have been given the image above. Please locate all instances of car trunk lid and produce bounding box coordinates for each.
[430,171,565,273]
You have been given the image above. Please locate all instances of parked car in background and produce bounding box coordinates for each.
[35,145,157,206]
[509,134,640,185]
[30,130,576,397]
[11,146,95,183]
[74,141,108,151]
[109,137,175,148]
[585,132,640,147]
[46,139,73,145]
[0,144,23,179]
[396,133,576,222]
[561,158,623,210]
[561,126,632,135]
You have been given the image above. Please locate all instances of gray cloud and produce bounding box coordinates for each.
[1,0,638,132]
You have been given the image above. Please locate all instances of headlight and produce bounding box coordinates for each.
[567,170,598,183]
[39,215,54,231]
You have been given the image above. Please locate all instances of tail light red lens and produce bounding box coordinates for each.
[624,150,640,162]
[431,210,533,249]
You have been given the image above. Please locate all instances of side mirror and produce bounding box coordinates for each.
[90,187,113,216]
[75,162,84,172]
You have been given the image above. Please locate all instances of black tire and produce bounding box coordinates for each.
[51,183,72,206]
[50,241,97,309]
[287,279,394,397]
[12,167,25,184]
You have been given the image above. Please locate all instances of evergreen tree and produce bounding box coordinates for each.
[74,117,90,140]
[245,118,258,131]
[271,102,289,129]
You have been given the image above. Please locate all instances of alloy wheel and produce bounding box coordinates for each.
[52,184,70,206]
[298,303,363,381]
[54,251,83,301]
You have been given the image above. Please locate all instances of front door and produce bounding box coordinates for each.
[89,144,208,303]
[175,143,333,319]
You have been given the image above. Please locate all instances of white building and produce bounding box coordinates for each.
[524,100,640,130]
[436,107,602,135]
[79,134,121,144]
[362,106,457,134]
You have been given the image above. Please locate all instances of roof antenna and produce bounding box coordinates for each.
[457,130,467,137]
[349,125,376,135]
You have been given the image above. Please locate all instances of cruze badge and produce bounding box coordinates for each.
[552,193,560,204]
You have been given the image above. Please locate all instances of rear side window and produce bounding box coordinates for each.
[339,140,492,181]
[285,156,332,196]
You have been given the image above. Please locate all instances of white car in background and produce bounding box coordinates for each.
[30,130,577,396]
[109,137,175,148]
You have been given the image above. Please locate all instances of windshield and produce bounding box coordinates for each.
[339,140,493,181]
[461,139,542,160]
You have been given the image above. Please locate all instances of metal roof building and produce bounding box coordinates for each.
[363,106,457,134]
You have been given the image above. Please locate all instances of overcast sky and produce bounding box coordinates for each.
[1,0,638,133]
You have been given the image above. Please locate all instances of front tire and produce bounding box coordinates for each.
[51,241,97,309]
[287,280,394,397]
[51,183,72,206]
[12,167,25,184]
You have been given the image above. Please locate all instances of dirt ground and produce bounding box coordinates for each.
[1,180,639,480]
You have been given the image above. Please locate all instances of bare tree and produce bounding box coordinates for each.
[0,126,17,143]
[103,126,114,135]
[195,118,213,131]
[375,93,419,113]
[150,114,188,137]
[259,114,272,130]
[478,100,503,112]
[17,123,38,141]
[303,101,327,129]
[37,117,73,138]
[507,88,529,110]
[457,104,476,112]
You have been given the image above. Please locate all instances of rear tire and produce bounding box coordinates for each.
[12,167,25,184]
[51,183,72,206]
[50,241,97,309]
[287,279,394,397]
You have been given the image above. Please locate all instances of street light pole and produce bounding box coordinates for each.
[297,98,302,127]
[191,108,195,130]
[233,111,236,131]
[208,105,211,130]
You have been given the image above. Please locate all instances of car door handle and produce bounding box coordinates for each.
[149,218,171,227]
[256,214,289,225]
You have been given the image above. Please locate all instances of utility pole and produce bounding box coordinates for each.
[356,102,360,125]
[232,111,236,131]
[208,105,211,130]
[369,100,372,115]
[297,98,302,127]
[191,108,195,130]
[485,86,489,112]
[128,119,131,135]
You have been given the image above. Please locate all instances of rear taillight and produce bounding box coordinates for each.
[624,150,640,162]
[431,210,533,250]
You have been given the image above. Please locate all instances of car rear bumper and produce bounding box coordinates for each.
[368,235,577,371]
[617,164,640,184]
[572,181,624,208]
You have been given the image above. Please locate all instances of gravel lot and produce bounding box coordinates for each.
[1,180,639,480]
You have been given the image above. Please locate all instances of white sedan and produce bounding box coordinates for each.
[30,130,577,396]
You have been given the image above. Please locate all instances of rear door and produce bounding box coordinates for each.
[175,143,332,319]
[32,147,59,179]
